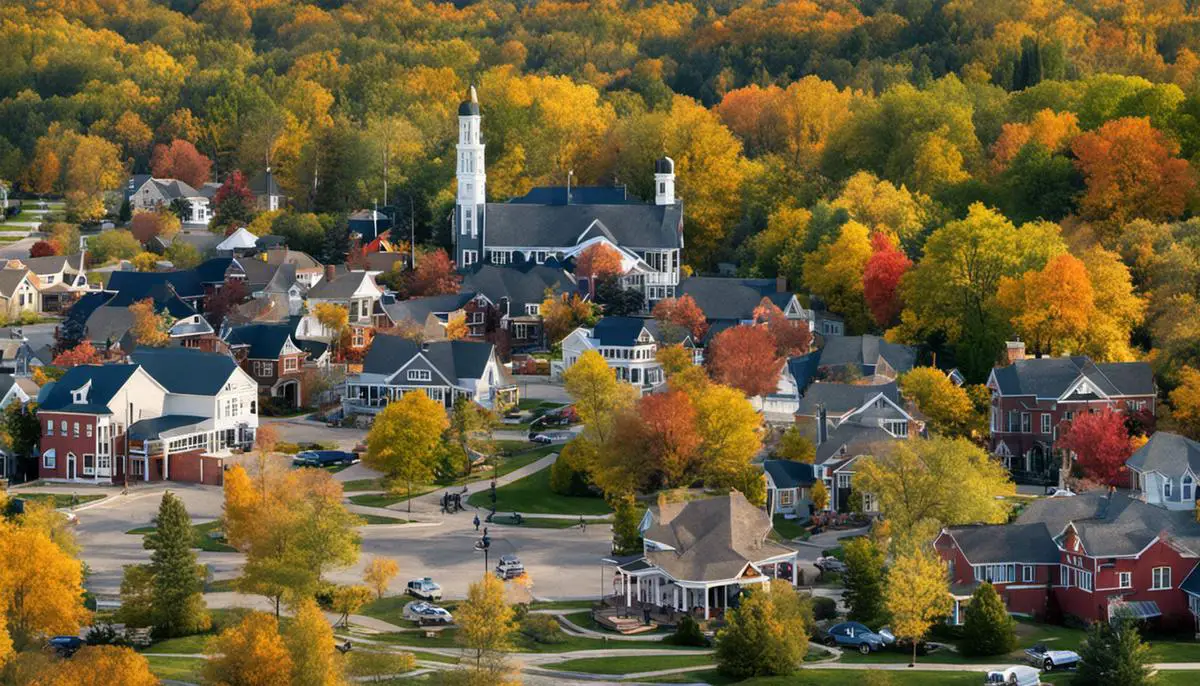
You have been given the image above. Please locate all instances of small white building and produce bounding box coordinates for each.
[560,317,674,391]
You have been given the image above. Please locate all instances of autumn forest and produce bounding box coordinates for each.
[5,0,1200,387]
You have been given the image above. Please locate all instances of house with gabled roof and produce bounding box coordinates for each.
[676,276,824,344]
[987,342,1156,485]
[126,175,217,225]
[763,459,819,519]
[10,255,88,312]
[459,263,577,350]
[559,317,692,391]
[0,269,40,319]
[303,270,385,353]
[223,321,329,408]
[605,492,799,622]
[936,451,1200,631]
[343,335,515,414]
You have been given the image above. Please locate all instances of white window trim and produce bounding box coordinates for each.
[1151,566,1172,590]
[407,369,432,382]
[1118,572,1132,589]
[1022,565,1035,583]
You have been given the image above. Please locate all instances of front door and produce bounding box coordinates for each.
[66,453,76,480]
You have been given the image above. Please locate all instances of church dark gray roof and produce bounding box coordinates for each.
[483,202,683,250]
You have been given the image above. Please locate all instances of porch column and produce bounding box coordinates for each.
[625,572,631,607]
[792,557,798,585]
[723,584,729,608]
[674,586,680,611]
[703,586,710,619]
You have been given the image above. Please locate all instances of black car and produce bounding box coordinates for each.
[292,450,356,468]
[47,636,84,657]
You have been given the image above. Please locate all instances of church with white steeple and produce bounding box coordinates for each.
[451,86,685,307]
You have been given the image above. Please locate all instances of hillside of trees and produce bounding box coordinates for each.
[6,0,1200,383]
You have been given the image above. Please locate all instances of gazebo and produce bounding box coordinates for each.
[603,491,798,621]
[215,227,260,255]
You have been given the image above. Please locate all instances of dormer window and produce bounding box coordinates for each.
[525,304,540,316]
[71,380,91,405]
[1078,381,1090,394]
[408,369,432,382]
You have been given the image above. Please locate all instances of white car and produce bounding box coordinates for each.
[985,665,1041,686]
[406,577,443,601]
[1025,643,1080,671]
[403,601,453,625]
[1046,487,1076,498]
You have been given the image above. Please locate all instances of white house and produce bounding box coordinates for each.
[560,317,668,391]
[126,175,217,226]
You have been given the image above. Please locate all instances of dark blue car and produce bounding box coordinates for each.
[47,636,84,657]
[822,621,889,654]
[292,450,356,468]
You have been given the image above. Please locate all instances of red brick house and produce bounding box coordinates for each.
[38,348,259,486]
[936,452,1200,632]
[987,344,1156,484]
[223,321,330,408]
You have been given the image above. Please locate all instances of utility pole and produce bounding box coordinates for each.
[409,194,415,271]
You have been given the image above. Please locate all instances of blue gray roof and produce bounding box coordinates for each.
[382,292,475,326]
[1015,491,1200,557]
[677,277,793,323]
[107,270,204,301]
[1126,432,1200,478]
[195,257,233,284]
[362,336,495,382]
[462,263,575,314]
[127,415,208,440]
[945,523,1061,564]
[39,364,140,413]
[483,202,683,250]
[131,348,239,396]
[224,323,296,360]
[796,381,900,417]
[592,317,653,347]
[763,460,817,489]
[991,357,1154,398]
[815,335,916,376]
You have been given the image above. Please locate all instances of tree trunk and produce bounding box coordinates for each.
[910,637,917,667]
[407,478,413,513]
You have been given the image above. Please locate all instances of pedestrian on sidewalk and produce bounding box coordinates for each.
[473,514,480,531]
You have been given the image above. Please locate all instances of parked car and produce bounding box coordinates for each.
[823,621,888,654]
[877,627,929,655]
[293,450,356,468]
[815,556,848,575]
[403,601,454,625]
[529,433,553,445]
[1046,487,1076,498]
[46,636,84,657]
[406,577,443,601]
[985,665,1041,686]
[495,554,526,580]
[1025,643,1080,671]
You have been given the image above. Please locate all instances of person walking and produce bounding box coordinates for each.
[473,514,480,531]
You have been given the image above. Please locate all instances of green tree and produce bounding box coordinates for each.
[1074,614,1155,686]
[364,391,449,511]
[961,581,1017,657]
[114,564,155,629]
[715,582,808,678]
[610,495,644,555]
[144,492,210,637]
[843,536,888,628]
[776,425,815,462]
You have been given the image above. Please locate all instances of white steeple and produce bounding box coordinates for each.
[457,86,486,239]
[654,156,675,206]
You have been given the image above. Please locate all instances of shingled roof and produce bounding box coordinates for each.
[1013,491,1200,558]
[763,460,817,489]
[796,381,901,417]
[131,347,241,396]
[39,364,141,413]
[642,492,796,582]
[816,335,916,375]
[362,336,496,383]
[484,201,683,250]
[944,523,1061,565]
[676,277,793,322]
[991,357,1154,398]
[224,322,297,360]
[1126,432,1200,479]
[461,263,575,313]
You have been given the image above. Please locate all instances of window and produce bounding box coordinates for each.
[59,420,66,435]
[1041,413,1051,434]
[1079,570,1093,591]
[407,369,432,382]
[73,422,79,438]
[1118,572,1132,589]
[42,451,55,469]
[861,492,878,512]
[524,304,540,316]
[284,356,298,372]
[1023,565,1036,583]
[86,424,92,438]
[1185,475,1194,502]
[974,564,1016,584]
[836,473,851,488]
[83,454,94,476]
[1164,478,1173,500]
[1152,566,1172,590]
[462,250,478,266]
[491,250,510,265]
[463,206,473,234]
[352,329,365,347]
[468,311,484,324]
[46,419,53,436]
[885,421,908,437]
[779,489,794,506]
[1021,412,1032,433]
[1007,411,1019,432]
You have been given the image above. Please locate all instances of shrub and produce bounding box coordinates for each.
[961,582,1016,656]
[811,596,838,621]
[666,615,708,646]
[519,613,566,644]
[85,623,128,646]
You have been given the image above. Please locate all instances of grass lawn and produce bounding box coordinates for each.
[342,478,383,492]
[17,492,105,508]
[145,656,206,681]
[1147,639,1200,662]
[545,653,713,674]
[368,628,688,654]
[206,578,238,592]
[489,515,607,529]
[358,513,411,525]
[343,447,554,504]
[359,595,435,628]
[846,619,1083,666]
[466,467,611,515]
[529,599,596,610]
[648,669,1002,685]
[126,520,236,553]
[772,514,809,540]
[143,633,211,654]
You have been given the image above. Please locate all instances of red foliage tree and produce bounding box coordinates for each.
[636,390,702,488]
[206,279,248,332]
[575,243,625,279]
[213,170,253,208]
[652,294,708,342]
[150,139,213,188]
[129,212,168,244]
[410,249,461,297]
[29,240,59,258]
[706,325,783,398]
[52,341,103,368]
[862,232,911,328]
[1056,408,1134,487]
[752,297,813,357]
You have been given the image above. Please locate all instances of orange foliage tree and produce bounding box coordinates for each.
[752,298,812,357]
[990,109,1080,172]
[410,249,461,297]
[52,341,103,368]
[633,389,701,488]
[150,139,213,189]
[862,232,912,328]
[997,254,1095,357]
[575,243,625,280]
[706,325,783,398]
[652,294,708,342]
[1071,117,1196,228]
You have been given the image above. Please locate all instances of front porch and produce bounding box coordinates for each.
[603,554,796,622]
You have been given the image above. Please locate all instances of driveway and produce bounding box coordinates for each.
[512,375,570,405]
[262,416,366,449]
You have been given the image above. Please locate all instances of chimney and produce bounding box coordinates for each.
[324,264,336,283]
[776,275,787,294]
[816,404,828,445]
[1006,339,1026,365]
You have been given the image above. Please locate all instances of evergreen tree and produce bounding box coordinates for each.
[320,214,351,265]
[610,495,644,555]
[1074,614,1155,686]
[118,198,131,223]
[715,584,807,678]
[145,491,210,637]
[961,581,1016,656]
[843,536,888,628]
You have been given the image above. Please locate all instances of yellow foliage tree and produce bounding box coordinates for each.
[898,367,984,439]
[1170,366,1200,442]
[563,350,636,447]
[286,598,344,686]
[810,480,829,511]
[445,311,469,340]
[364,391,449,511]
[330,585,373,628]
[131,252,158,272]
[128,297,170,347]
[0,522,90,651]
[221,464,260,550]
[455,573,517,679]
[363,557,400,599]
[28,645,156,686]
[885,547,952,666]
[1076,246,1145,362]
[802,220,873,333]
[831,171,934,251]
[997,253,1095,357]
[204,612,294,686]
